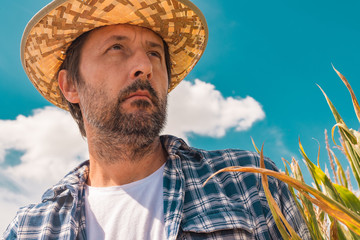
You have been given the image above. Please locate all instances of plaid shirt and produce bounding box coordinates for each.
[4,135,311,240]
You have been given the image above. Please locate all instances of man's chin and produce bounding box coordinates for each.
[121,100,158,114]
[129,98,153,108]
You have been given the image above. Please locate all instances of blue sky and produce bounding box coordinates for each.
[1,0,360,232]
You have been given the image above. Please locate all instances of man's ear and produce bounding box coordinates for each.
[58,69,80,104]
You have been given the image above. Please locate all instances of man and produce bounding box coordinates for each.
[4,0,311,239]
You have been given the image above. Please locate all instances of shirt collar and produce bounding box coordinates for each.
[42,160,89,201]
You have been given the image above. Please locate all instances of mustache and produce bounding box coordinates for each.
[118,79,159,105]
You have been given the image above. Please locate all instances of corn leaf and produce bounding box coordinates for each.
[339,223,360,240]
[299,139,322,192]
[333,184,360,215]
[332,65,360,124]
[337,124,358,145]
[287,158,324,240]
[342,139,360,189]
[319,84,360,189]
[341,141,360,180]
[330,219,350,240]
[335,221,359,240]
[251,137,261,154]
[300,139,343,203]
[317,141,321,167]
[330,219,340,240]
[331,124,344,148]
[330,149,348,189]
[283,159,310,237]
[338,131,360,189]
[258,145,301,239]
[318,85,344,124]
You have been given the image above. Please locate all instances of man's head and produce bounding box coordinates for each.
[56,24,172,138]
[21,0,208,137]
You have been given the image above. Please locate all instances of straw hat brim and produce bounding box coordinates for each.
[21,0,208,110]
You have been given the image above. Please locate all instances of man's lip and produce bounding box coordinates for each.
[125,90,152,101]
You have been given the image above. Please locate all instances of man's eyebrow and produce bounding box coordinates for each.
[103,35,129,45]
[146,41,164,51]
[102,35,164,51]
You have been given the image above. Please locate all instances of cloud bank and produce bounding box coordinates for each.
[0,79,265,232]
[0,107,89,232]
[163,79,265,139]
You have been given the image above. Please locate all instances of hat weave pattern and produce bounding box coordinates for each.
[22,0,207,110]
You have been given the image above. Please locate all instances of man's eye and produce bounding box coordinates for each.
[148,51,161,58]
[110,44,123,50]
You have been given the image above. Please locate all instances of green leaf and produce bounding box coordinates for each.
[318,84,344,124]
[319,84,360,189]
[300,139,343,203]
[330,149,348,189]
[251,137,260,154]
[289,159,324,240]
[333,184,360,215]
[299,139,322,192]
[332,65,360,124]
[342,140,360,189]
[335,220,359,240]
[258,145,301,239]
[338,124,358,145]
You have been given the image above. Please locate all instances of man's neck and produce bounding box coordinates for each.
[86,136,167,187]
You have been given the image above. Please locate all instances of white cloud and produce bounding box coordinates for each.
[163,79,265,139]
[0,107,89,182]
[0,107,89,233]
[0,79,265,233]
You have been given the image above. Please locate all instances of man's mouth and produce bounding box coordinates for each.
[117,80,159,106]
[124,90,154,104]
[125,90,153,101]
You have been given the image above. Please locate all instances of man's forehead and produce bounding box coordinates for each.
[87,24,165,47]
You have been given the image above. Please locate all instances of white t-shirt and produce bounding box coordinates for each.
[84,164,166,240]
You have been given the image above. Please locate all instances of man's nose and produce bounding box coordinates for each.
[129,50,153,81]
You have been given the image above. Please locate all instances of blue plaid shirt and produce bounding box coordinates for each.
[4,135,311,239]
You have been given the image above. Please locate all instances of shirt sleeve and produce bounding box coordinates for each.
[2,214,18,240]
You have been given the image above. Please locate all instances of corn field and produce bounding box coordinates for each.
[205,67,360,239]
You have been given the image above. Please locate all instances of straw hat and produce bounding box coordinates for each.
[21,0,208,110]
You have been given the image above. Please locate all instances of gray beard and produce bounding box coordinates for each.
[80,79,167,162]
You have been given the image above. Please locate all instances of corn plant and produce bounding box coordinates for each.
[204,66,360,239]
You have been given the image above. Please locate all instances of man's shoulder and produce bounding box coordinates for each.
[10,201,52,223]
[193,147,277,169]
[3,199,65,239]
[180,145,278,173]
[3,161,89,239]
[161,134,279,172]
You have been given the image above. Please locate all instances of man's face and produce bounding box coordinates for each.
[76,24,169,146]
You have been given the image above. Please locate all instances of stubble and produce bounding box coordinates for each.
[79,79,167,163]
